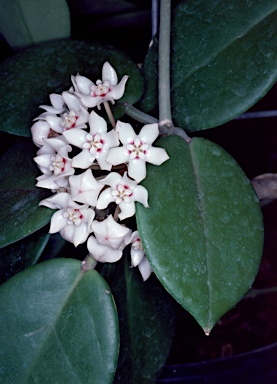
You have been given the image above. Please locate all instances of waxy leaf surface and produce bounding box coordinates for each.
[136,136,264,332]
[141,0,277,131]
[0,39,143,136]
[0,258,119,384]
[0,138,53,248]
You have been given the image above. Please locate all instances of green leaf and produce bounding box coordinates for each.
[0,138,53,248]
[0,258,119,384]
[136,135,264,333]
[0,0,70,50]
[100,256,176,384]
[0,227,50,285]
[0,39,143,137]
[141,0,277,131]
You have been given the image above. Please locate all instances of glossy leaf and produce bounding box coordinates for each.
[141,0,277,131]
[0,0,70,50]
[0,138,53,248]
[136,135,264,333]
[0,227,49,285]
[0,258,119,384]
[0,39,143,136]
[100,256,176,384]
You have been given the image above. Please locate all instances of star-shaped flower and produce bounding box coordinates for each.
[69,169,103,207]
[87,215,132,262]
[71,61,128,109]
[63,111,119,170]
[97,172,148,220]
[44,92,89,133]
[39,192,95,246]
[106,121,169,182]
[34,137,74,190]
[31,92,89,147]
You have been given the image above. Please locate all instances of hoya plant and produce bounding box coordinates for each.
[0,0,276,383]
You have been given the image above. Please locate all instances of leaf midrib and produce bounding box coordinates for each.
[172,5,277,88]
[24,264,85,384]
[189,140,213,331]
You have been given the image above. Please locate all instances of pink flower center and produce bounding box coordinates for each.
[83,133,104,154]
[60,110,78,129]
[91,80,110,97]
[111,184,132,204]
[49,154,66,175]
[63,208,83,226]
[127,138,148,160]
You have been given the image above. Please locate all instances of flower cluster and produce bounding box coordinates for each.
[31,62,169,281]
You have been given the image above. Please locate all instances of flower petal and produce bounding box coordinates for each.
[138,257,153,281]
[146,146,170,166]
[138,123,159,144]
[49,210,68,233]
[63,128,87,148]
[69,169,103,206]
[74,74,94,95]
[72,149,95,169]
[31,120,50,147]
[110,75,129,100]
[87,235,123,263]
[96,187,114,210]
[133,185,149,208]
[116,121,136,144]
[118,202,136,221]
[89,111,107,135]
[128,159,146,183]
[106,147,129,166]
[102,62,118,86]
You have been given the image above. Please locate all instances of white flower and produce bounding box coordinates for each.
[71,62,128,109]
[69,169,103,207]
[31,120,53,147]
[37,93,66,117]
[130,231,152,281]
[97,172,148,220]
[39,192,95,246]
[31,92,89,146]
[106,121,169,182]
[87,215,132,262]
[44,92,89,133]
[63,111,119,170]
[34,137,74,190]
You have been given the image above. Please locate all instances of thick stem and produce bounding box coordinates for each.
[103,101,116,128]
[158,0,172,125]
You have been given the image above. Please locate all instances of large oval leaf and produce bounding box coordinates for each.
[136,135,264,333]
[0,138,52,248]
[0,39,143,136]
[100,256,176,384]
[0,258,119,383]
[140,0,277,131]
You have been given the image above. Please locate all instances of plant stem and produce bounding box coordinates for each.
[245,286,277,298]
[123,102,159,124]
[158,0,172,125]
[103,101,116,128]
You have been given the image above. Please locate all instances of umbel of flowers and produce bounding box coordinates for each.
[31,62,169,281]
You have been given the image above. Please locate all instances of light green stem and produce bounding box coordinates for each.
[123,102,158,124]
[158,0,172,125]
